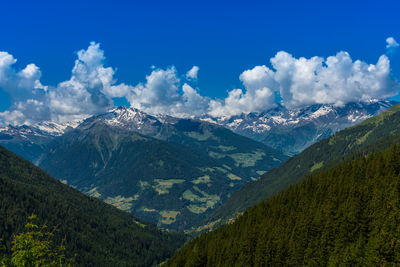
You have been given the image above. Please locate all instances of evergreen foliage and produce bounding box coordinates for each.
[207,103,400,227]
[168,145,400,266]
[0,145,185,266]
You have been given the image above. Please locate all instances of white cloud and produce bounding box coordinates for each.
[0,44,210,126]
[209,50,398,116]
[125,67,208,117]
[272,51,396,108]
[386,37,399,54]
[208,65,277,117]
[186,65,199,80]
[0,42,115,125]
[0,41,398,125]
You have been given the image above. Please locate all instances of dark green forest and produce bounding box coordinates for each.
[207,104,400,228]
[167,145,400,266]
[0,145,185,266]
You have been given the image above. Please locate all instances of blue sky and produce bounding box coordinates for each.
[0,0,399,124]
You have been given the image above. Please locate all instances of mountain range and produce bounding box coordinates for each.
[167,103,400,266]
[202,103,400,231]
[0,101,395,231]
[203,100,395,155]
[3,107,286,230]
[2,100,400,265]
[1,100,393,161]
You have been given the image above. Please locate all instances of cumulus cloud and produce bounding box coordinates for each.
[186,66,199,80]
[208,65,277,117]
[0,41,398,125]
[386,37,399,54]
[0,43,210,126]
[124,67,208,117]
[0,42,116,125]
[272,51,395,108]
[210,51,398,116]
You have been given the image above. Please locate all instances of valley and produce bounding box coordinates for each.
[0,102,395,232]
[2,103,400,265]
[1,3,399,265]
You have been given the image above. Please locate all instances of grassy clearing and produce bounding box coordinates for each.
[227,173,242,181]
[153,179,185,195]
[182,190,199,202]
[311,161,324,172]
[186,130,216,141]
[182,186,220,214]
[143,207,157,212]
[229,150,265,167]
[216,145,236,152]
[187,204,209,214]
[189,219,222,234]
[105,195,135,211]
[192,175,211,184]
[159,210,180,224]
[222,164,232,170]
[86,187,101,198]
[139,180,150,189]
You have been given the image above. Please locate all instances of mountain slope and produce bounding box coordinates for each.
[0,121,79,163]
[205,103,400,228]
[205,100,394,155]
[0,145,185,266]
[39,110,287,230]
[167,145,400,266]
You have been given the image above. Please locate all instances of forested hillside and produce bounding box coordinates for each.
[0,145,185,266]
[38,113,287,230]
[205,104,400,228]
[168,145,400,266]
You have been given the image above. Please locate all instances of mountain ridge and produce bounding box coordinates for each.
[167,144,400,266]
[38,109,287,230]
[202,100,395,155]
[202,102,400,230]
[0,144,186,266]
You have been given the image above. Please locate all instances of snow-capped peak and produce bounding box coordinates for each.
[0,120,81,139]
[34,121,81,136]
[202,100,396,154]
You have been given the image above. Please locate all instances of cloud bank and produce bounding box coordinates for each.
[0,40,398,125]
[209,50,397,116]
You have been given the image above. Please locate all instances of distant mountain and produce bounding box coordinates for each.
[203,100,395,155]
[38,107,288,230]
[0,121,79,163]
[0,145,185,266]
[167,145,400,266]
[2,101,394,231]
[202,103,400,231]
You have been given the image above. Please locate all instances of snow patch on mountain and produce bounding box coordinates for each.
[203,100,396,154]
[0,120,80,140]
[34,121,81,136]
